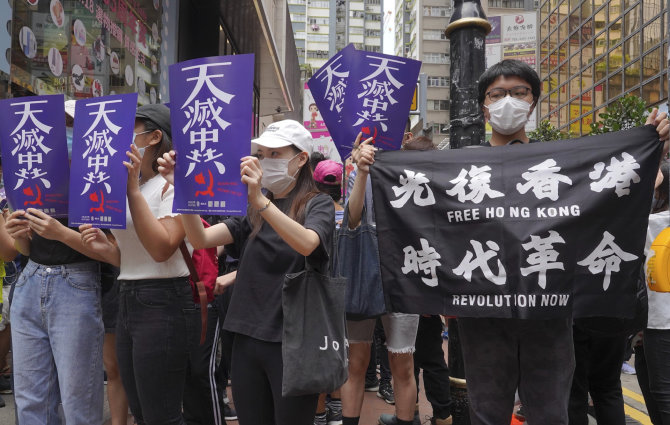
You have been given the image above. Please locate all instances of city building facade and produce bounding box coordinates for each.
[394,0,450,145]
[2,0,301,135]
[537,0,668,135]
[289,0,383,76]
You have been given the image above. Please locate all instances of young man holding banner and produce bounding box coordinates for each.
[456,59,670,425]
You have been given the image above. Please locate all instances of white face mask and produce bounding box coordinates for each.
[132,130,151,157]
[260,154,301,194]
[485,95,532,135]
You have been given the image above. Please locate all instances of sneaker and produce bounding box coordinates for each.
[430,416,453,425]
[377,381,395,405]
[365,375,380,392]
[378,413,421,425]
[325,403,342,425]
[622,362,636,375]
[314,411,327,425]
[0,375,11,394]
[513,405,526,422]
[223,403,237,421]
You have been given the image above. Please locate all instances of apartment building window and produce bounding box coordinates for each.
[433,123,449,134]
[424,52,449,64]
[351,27,365,34]
[307,33,329,42]
[308,17,329,25]
[288,0,306,4]
[428,100,449,110]
[428,76,449,87]
[364,45,382,52]
[308,0,329,8]
[307,50,329,59]
[351,11,365,18]
[365,0,382,4]
[365,29,381,37]
[488,0,523,8]
[423,6,450,17]
[424,30,448,40]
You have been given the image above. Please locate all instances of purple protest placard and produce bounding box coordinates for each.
[169,54,253,215]
[308,44,356,159]
[0,94,70,216]
[342,50,421,151]
[68,93,138,229]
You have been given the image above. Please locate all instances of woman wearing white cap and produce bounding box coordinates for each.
[157,119,335,425]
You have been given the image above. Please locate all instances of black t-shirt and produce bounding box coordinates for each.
[29,218,90,265]
[222,193,335,342]
[482,138,540,147]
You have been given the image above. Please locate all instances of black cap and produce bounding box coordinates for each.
[135,104,171,138]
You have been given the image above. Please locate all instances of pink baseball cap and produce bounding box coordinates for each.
[313,160,343,185]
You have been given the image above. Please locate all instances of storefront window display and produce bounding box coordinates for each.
[11,0,166,104]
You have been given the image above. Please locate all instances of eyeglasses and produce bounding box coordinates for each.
[485,86,532,102]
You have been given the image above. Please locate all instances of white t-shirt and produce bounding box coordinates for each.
[111,175,190,281]
[644,210,670,329]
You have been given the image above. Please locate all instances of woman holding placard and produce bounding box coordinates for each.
[156,119,335,425]
[80,104,196,425]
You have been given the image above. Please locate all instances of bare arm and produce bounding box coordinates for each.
[182,214,233,250]
[0,212,18,261]
[241,155,321,256]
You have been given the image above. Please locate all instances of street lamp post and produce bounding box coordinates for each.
[445,1,491,424]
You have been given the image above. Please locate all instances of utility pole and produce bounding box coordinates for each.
[444,0,491,423]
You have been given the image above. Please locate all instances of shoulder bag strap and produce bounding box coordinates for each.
[180,241,208,345]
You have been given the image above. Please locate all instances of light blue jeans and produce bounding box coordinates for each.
[11,260,104,425]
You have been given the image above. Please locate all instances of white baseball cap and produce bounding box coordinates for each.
[251,120,313,155]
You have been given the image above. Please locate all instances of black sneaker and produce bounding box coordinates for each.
[0,375,11,394]
[325,405,342,425]
[314,411,327,425]
[513,404,526,422]
[364,375,380,392]
[378,413,420,425]
[376,381,395,405]
[224,403,237,421]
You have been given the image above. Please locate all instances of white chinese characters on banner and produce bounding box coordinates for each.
[10,100,54,191]
[180,62,233,178]
[80,100,123,195]
[589,152,641,197]
[390,169,436,208]
[453,240,507,286]
[578,231,638,290]
[520,231,566,289]
[446,165,504,204]
[401,238,442,287]
[318,56,349,115]
[516,159,573,201]
[353,56,407,132]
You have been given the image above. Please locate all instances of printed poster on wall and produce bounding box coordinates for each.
[370,126,662,319]
[68,93,138,228]
[0,94,70,216]
[487,16,502,44]
[502,13,537,44]
[169,54,254,216]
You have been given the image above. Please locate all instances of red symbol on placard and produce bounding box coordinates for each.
[23,185,43,206]
[195,170,214,197]
[515,15,524,24]
[89,190,105,212]
[361,126,378,143]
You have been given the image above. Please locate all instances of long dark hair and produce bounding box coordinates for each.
[249,146,319,237]
[138,118,172,174]
[653,160,670,213]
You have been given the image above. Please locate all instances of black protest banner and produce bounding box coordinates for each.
[370,126,663,319]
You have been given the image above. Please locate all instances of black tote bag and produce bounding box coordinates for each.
[281,262,348,397]
[332,205,387,320]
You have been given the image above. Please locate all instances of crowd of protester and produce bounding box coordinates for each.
[0,59,669,425]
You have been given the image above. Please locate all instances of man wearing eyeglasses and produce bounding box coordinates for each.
[456,59,669,425]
